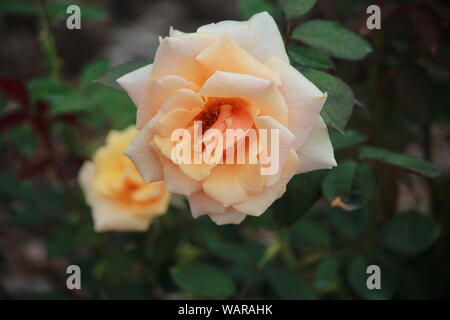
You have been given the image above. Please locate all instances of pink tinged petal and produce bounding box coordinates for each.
[254,115,295,181]
[296,116,337,174]
[116,64,152,107]
[208,207,247,225]
[150,33,218,85]
[199,71,288,125]
[196,35,281,84]
[137,79,200,129]
[157,150,202,196]
[197,12,289,63]
[124,121,163,183]
[233,149,300,216]
[265,57,327,151]
[187,191,226,218]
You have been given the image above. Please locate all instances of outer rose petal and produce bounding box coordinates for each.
[150,33,218,85]
[116,64,152,107]
[124,119,163,183]
[197,12,289,63]
[137,77,200,129]
[187,191,226,218]
[254,115,295,182]
[265,57,327,151]
[233,149,300,216]
[296,116,337,174]
[79,162,152,232]
[209,207,247,225]
[199,71,288,125]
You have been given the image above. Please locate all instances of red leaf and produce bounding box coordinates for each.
[0,77,29,106]
[18,157,53,179]
[0,111,28,132]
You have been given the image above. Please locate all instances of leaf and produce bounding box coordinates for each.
[79,59,110,89]
[328,206,373,240]
[347,253,399,300]
[302,69,354,133]
[381,211,439,254]
[237,0,281,20]
[330,130,366,151]
[0,77,29,105]
[292,218,331,248]
[322,160,376,210]
[171,263,235,298]
[288,46,335,70]
[359,146,440,178]
[280,0,316,19]
[205,240,262,263]
[266,266,316,299]
[94,60,151,92]
[314,256,339,291]
[0,0,34,15]
[292,20,372,60]
[273,170,326,226]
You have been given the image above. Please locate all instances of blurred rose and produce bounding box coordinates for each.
[79,126,170,232]
[117,12,336,225]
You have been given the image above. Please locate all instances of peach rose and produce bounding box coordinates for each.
[79,126,170,232]
[117,12,336,225]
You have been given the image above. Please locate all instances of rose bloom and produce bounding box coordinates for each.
[117,12,336,225]
[79,126,170,232]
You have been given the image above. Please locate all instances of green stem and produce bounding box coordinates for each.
[35,0,61,80]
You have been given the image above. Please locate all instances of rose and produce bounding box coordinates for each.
[117,12,336,225]
[78,126,170,232]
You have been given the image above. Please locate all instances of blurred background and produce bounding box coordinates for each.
[0,0,449,299]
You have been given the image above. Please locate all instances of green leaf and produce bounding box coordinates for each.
[171,263,235,298]
[273,170,326,226]
[328,206,373,240]
[314,256,339,291]
[302,69,354,133]
[94,60,151,92]
[266,266,316,299]
[79,59,110,89]
[292,20,372,60]
[238,0,281,20]
[347,253,399,300]
[0,0,34,15]
[280,0,316,19]
[288,46,335,70]
[359,146,440,178]
[330,129,366,151]
[381,211,439,254]
[293,218,331,248]
[205,240,259,263]
[322,160,376,210]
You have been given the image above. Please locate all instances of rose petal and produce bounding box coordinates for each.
[196,35,280,84]
[208,207,247,225]
[151,33,218,85]
[187,191,226,218]
[233,149,300,216]
[137,78,200,129]
[116,64,152,107]
[197,12,288,63]
[265,57,327,151]
[203,162,266,207]
[199,71,288,125]
[296,116,337,174]
[124,120,163,183]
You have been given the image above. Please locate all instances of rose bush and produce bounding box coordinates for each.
[79,126,170,232]
[117,12,336,225]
